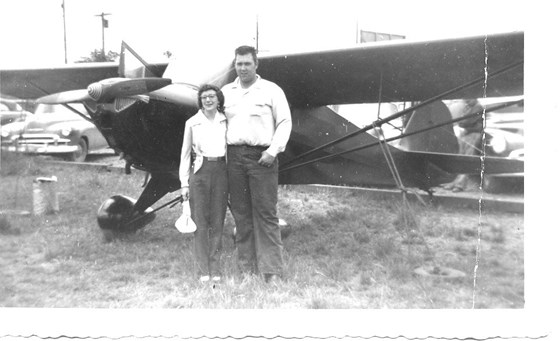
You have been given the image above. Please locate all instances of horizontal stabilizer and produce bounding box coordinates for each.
[37,89,91,104]
[407,150,524,175]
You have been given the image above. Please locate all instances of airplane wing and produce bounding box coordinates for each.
[257,31,523,107]
[2,31,522,108]
[0,60,169,100]
[0,63,120,99]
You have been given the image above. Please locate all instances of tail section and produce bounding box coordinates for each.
[398,100,458,154]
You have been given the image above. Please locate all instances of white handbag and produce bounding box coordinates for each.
[175,200,197,233]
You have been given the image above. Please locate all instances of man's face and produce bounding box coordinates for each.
[235,53,257,86]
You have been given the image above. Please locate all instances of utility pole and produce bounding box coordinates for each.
[255,14,259,53]
[61,0,67,63]
[355,18,360,44]
[95,12,111,58]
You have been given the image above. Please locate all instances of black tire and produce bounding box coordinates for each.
[67,137,88,162]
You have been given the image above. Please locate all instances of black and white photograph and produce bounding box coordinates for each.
[0,0,555,340]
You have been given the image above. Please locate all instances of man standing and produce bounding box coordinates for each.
[222,45,292,283]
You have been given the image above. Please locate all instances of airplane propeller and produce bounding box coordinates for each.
[37,77,172,104]
[37,89,92,104]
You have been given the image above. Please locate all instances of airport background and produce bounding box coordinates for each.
[1,0,526,68]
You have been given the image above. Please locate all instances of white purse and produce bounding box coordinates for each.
[175,200,197,233]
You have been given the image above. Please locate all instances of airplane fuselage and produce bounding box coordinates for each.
[85,95,455,214]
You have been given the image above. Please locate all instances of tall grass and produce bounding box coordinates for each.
[0,152,524,308]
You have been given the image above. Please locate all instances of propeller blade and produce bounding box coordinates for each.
[91,78,172,101]
[36,89,91,104]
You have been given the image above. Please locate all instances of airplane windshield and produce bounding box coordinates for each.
[163,46,235,88]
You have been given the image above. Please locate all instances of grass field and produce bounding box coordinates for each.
[0,152,524,309]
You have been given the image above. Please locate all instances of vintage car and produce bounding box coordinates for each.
[1,103,110,162]
[1,98,31,125]
[484,111,524,158]
[482,111,524,192]
[444,98,524,193]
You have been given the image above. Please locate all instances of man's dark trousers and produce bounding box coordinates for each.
[227,145,283,276]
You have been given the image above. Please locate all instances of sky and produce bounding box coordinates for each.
[0,0,528,68]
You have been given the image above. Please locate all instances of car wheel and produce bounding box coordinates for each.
[67,137,88,162]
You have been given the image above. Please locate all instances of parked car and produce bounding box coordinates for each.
[445,98,524,193]
[1,98,31,125]
[482,111,524,193]
[484,111,524,158]
[1,103,110,162]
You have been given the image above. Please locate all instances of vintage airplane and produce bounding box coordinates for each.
[0,31,524,235]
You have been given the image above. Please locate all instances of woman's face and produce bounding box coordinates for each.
[200,90,218,112]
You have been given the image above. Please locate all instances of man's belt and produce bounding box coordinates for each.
[228,144,269,151]
[203,156,226,162]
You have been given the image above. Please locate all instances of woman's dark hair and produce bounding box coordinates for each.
[197,84,225,113]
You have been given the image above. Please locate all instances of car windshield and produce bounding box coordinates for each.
[34,103,89,118]
[1,100,23,112]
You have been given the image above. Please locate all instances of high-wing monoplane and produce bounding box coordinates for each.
[0,32,524,234]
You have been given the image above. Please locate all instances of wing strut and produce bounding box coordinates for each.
[123,195,182,228]
[377,126,431,251]
[280,60,523,169]
[376,72,425,202]
[373,76,432,254]
[25,79,95,123]
[280,98,523,174]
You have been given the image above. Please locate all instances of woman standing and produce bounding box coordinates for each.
[179,84,228,283]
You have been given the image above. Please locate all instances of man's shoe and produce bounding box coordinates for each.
[199,275,210,283]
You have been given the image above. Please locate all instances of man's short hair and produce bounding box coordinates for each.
[235,45,257,63]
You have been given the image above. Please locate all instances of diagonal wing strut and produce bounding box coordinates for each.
[280,60,523,169]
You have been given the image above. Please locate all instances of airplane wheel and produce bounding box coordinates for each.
[97,195,156,241]
[67,137,88,162]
